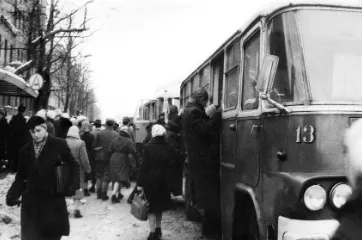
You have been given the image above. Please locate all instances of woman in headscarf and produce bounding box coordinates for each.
[137,124,184,240]
[66,126,91,218]
[80,120,95,196]
[6,116,80,240]
[108,126,136,203]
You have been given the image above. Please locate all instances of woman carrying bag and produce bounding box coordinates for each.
[6,116,80,240]
[137,124,184,240]
[66,126,91,218]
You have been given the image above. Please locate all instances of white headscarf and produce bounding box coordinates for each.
[151,124,166,138]
[67,126,80,139]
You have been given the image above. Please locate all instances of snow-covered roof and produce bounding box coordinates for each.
[0,69,38,98]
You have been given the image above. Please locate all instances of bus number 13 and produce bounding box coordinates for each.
[296,125,315,143]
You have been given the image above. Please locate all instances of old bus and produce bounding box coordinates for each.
[179,0,362,239]
[133,84,180,149]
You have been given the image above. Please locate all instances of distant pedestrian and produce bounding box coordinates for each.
[156,113,165,126]
[66,126,91,218]
[80,120,95,196]
[6,116,80,240]
[93,118,118,200]
[45,110,56,136]
[0,108,9,170]
[9,104,28,172]
[137,124,183,240]
[108,127,136,203]
[91,119,102,136]
[56,113,73,138]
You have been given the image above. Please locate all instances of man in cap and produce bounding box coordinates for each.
[92,118,118,200]
[9,104,28,172]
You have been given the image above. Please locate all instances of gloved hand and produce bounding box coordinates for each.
[6,198,21,207]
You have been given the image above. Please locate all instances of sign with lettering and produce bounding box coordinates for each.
[28,73,44,90]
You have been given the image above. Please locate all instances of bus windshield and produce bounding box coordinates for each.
[299,9,362,103]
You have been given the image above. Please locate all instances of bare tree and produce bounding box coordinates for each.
[9,0,93,111]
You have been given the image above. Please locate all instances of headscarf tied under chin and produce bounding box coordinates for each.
[79,120,92,136]
[67,126,80,139]
[151,124,166,138]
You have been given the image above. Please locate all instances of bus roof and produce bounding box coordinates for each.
[180,0,362,89]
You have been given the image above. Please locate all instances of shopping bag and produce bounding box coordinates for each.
[54,162,72,196]
[130,191,149,221]
[74,189,84,200]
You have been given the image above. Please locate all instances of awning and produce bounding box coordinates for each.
[0,69,38,98]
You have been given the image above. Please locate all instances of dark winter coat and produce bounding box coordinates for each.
[0,117,9,159]
[6,135,80,239]
[181,101,221,208]
[9,113,28,159]
[56,117,73,138]
[332,190,362,240]
[45,119,55,136]
[137,136,183,213]
[81,132,94,162]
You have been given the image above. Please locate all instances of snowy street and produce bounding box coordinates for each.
[0,173,202,240]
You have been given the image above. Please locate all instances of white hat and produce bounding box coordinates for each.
[47,110,56,120]
[151,124,166,137]
[70,117,77,125]
[61,113,70,119]
[36,109,47,120]
[55,109,62,116]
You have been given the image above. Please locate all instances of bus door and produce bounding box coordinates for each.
[220,39,240,237]
[237,28,262,187]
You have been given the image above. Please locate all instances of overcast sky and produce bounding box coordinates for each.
[68,0,269,121]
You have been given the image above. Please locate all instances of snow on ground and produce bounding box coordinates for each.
[0,173,202,240]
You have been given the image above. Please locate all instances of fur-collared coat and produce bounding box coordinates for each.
[6,135,80,240]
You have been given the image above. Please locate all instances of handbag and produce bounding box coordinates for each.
[130,191,149,221]
[54,158,72,196]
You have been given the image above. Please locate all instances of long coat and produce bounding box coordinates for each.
[181,101,221,208]
[9,113,28,169]
[6,135,80,239]
[108,135,136,182]
[0,117,9,160]
[137,136,183,213]
[66,137,91,189]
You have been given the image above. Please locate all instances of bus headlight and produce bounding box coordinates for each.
[330,183,352,209]
[303,185,327,211]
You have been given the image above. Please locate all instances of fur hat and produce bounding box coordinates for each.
[27,116,46,130]
[47,110,56,120]
[36,109,47,120]
[152,124,166,137]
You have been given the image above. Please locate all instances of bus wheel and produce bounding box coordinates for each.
[184,166,200,221]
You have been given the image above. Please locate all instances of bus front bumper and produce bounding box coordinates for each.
[278,216,339,240]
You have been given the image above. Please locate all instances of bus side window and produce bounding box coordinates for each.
[225,40,241,109]
[267,12,305,104]
[242,31,261,111]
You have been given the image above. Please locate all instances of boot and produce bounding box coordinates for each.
[147,232,156,240]
[74,210,83,218]
[155,227,162,239]
[111,195,120,204]
[102,192,109,201]
[84,189,90,197]
[117,193,124,201]
[97,192,102,199]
